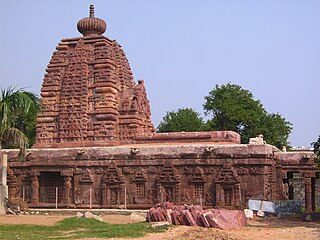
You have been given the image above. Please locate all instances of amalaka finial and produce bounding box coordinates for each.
[77,5,107,36]
[89,4,94,18]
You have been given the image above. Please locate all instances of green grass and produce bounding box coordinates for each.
[0,217,166,240]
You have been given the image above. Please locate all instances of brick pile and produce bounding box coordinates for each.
[147,202,247,229]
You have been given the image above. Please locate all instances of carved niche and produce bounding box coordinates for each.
[264,164,276,200]
[131,168,147,183]
[215,162,241,184]
[132,168,147,203]
[190,167,206,183]
[103,163,125,185]
[214,162,241,208]
[79,168,94,183]
[156,163,180,184]
[156,163,181,203]
[7,167,18,200]
[102,162,125,206]
[190,167,206,200]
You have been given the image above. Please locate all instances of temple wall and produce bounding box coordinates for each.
[277,151,319,211]
[4,144,280,209]
[3,145,318,210]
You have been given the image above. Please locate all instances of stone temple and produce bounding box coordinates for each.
[3,6,319,211]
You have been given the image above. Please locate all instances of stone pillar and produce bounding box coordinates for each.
[304,177,312,212]
[61,170,73,205]
[0,154,8,215]
[119,184,125,205]
[234,183,241,207]
[63,176,72,204]
[101,183,107,206]
[30,171,40,204]
[175,183,181,204]
[7,168,18,200]
[215,184,221,206]
[274,158,284,200]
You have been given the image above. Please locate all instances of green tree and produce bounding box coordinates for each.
[204,83,292,148]
[157,108,205,133]
[312,135,320,167]
[0,87,40,152]
[259,113,292,149]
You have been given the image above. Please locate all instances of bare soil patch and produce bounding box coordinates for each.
[0,214,319,240]
[111,217,320,240]
[0,214,140,226]
[0,214,67,226]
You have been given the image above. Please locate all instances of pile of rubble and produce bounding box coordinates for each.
[6,197,28,215]
[76,211,104,222]
[147,202,247,229]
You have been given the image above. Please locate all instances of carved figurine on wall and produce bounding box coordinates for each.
[74,187,82,205]
[283,182,289,200]
[157,186,168,203]
[181,189,191,203]
[205,192,214,206]
[264,182,272,200]
[147,189,155,204]
[63,176,72,204]
[94,188,102,204]
[31,175,39,204]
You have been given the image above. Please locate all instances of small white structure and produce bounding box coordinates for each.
[243,209,254,219]
[249,134,266,144]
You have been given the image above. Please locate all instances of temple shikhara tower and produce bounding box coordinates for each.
[34,5,154,148]
[3,6,319,211]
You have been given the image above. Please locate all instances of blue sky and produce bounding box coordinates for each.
[1,0,319,147]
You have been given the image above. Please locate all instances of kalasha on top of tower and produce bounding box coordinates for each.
[77,5,107,36]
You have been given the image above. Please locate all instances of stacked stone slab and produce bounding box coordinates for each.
[147,202,247,229]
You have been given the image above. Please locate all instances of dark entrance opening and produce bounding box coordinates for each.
[39,172,64,203]
[286,172,300,200]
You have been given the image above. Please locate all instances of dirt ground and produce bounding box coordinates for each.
[0,214,319,240]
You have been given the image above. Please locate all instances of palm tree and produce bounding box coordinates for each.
[0,87,40,155]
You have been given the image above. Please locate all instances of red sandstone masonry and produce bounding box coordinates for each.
[147,202,247,229]
[134,131,240,144]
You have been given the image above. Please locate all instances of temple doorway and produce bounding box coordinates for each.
[39,172,64,203]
